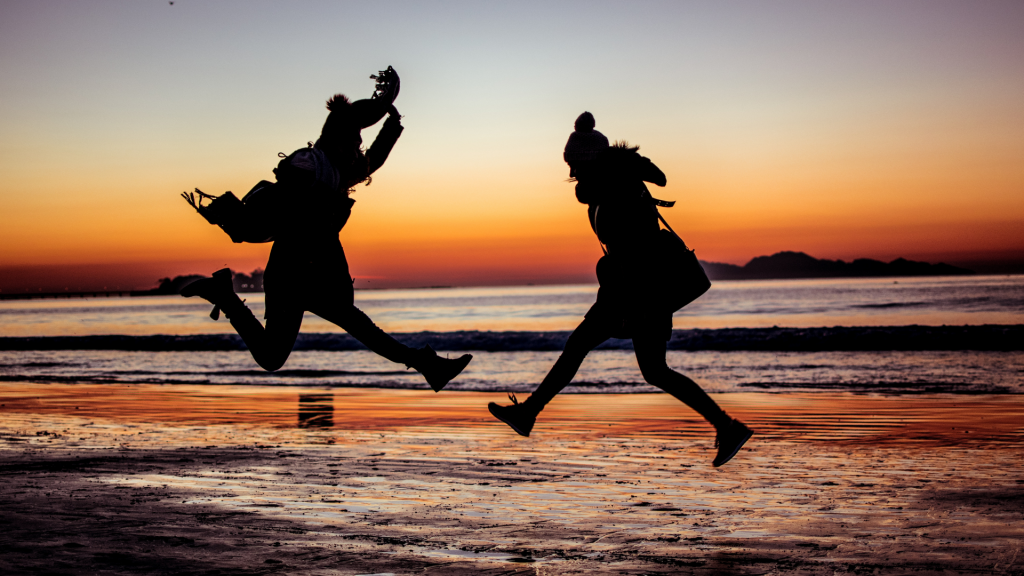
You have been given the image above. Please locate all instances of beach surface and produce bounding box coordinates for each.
[2,384,1022,575]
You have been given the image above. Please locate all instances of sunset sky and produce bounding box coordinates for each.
[1,0,1022,291]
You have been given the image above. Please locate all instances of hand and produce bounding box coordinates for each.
[371,66,400,104]
[388,105,401,118]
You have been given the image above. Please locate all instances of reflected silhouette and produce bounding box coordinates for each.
[298,394,334,429]
[488,112,752,467]
[181,67,471,392]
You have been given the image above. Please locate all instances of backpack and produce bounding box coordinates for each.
[181,180,277,244]
[182,147,337,244]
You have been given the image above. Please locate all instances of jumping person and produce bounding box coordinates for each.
[181,68,472,391]
[488,112,752,467]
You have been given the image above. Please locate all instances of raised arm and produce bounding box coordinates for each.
[365,105,404,176]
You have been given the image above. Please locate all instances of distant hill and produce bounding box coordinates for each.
[699,251,974,281]
[134,255,973,296]
[134,269,264,296]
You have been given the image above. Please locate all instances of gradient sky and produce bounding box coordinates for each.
[1,0,1022,291]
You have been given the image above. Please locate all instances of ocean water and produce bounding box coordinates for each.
[2,349,1021,395]
[1,275,1021,394]
[2,275,1022,337]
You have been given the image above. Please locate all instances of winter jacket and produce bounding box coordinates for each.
[576,145,669,328]
[263,114,403,301]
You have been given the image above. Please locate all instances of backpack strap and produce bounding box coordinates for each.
[274,147,341,191]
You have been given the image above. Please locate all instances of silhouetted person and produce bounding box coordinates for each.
[488,112,752,467]
[182,69,472,391]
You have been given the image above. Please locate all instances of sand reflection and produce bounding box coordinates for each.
[297,394,334,429]
[1,384,1022,573]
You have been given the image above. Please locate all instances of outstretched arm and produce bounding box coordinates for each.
[365,105,404,176]
[639,156,666,187]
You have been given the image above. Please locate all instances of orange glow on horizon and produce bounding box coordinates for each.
[2,2,1022,291]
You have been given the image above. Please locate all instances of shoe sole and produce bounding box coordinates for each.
[488,403,531,438]
[713,428,753,468]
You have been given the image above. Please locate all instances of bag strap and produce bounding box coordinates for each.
[591,205,608,256]
[655,207,677,236]
[593,184,681,256]
[639,183,680,237]
[653,202,692,253]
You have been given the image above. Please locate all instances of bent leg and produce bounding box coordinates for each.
[525,315,613,412]
[633,335,730,429]
[226,299,303,372]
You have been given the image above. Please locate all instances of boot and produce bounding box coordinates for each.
[712,418,753,467]
[488,393,538,437]
[408,345,472,392]
[180,268,239,320]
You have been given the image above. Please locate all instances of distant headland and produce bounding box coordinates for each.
[698,251,974,281]
[139,252,974,296]
[0,253,981,301]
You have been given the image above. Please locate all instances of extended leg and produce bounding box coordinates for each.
[488,314,612,437]
[632,335,730,428]
[313,303,472,392]
[315,303,412,364]
[633,335,752,466]
[525,314,614,411]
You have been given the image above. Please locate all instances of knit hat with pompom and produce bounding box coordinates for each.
[563,111,609,167]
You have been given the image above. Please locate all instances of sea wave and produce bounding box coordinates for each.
[3,348,1021,395]
[0,374,1013,395]
[852,301,928,309]
[0,325,1020,352]
[737,381,1014,394]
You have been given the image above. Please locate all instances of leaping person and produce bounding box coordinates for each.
[487,112,752,467]
[180,67,472,391]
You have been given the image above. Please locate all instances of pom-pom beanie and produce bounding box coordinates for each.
[564,111,609,166]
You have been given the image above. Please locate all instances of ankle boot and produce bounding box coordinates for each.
[712,419,753,467]
[180,268,241,320]
[488,393,539,437]
[408,345,472,392]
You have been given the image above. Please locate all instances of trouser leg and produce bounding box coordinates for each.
[633,334,731,430]
[525,315,613,412]
[313,303,414,365]
[223,296,303,372]
[314,301,473,392]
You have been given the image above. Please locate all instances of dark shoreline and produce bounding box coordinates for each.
[1,325,1021,352]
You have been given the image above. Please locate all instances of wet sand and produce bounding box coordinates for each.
[1,384,1022,575]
